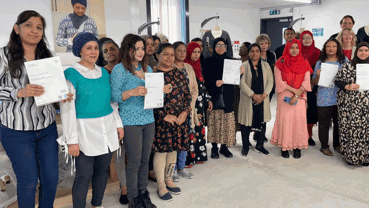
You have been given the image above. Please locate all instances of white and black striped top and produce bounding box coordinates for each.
[0,47,56,131]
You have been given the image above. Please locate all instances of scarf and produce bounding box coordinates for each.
[300,30,321,67]
[69,13,88,30]
[248,59,264,131]
[351,42,369,68]
[184,42,203,81]
[275,39,313,89]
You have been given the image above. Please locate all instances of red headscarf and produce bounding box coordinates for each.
[275,39,313,89]
[300,30,321,67]
[184,42,203,81]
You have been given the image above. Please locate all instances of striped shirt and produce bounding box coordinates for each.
[0,47,56,131]
[55,15,98,52]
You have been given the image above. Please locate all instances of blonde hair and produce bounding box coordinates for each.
[336,28,357,47]
[256,34,271,49]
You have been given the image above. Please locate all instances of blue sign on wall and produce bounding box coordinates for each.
[312,28,324,37]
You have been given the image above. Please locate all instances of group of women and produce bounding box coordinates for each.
[0,9,368,208]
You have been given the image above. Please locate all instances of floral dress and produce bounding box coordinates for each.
[186,78,211,165]
[152,68,192,152]
[335,62,369,165]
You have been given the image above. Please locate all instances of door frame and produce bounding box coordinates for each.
[260,16,293,34]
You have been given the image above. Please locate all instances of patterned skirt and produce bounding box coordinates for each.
[207,110,236,147]
[186,124,208,166]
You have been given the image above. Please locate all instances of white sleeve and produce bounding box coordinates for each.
[60,80,79,144]
[111,102,123,128]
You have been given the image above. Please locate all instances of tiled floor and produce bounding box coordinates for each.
[63,98,369,208]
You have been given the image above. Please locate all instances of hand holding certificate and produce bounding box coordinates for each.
[356,64,369,91]
[144,72,164,109]
[222,59,242,85]
[25,56,69,106]
[318,63,339,88]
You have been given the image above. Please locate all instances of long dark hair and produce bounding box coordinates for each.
[96,37,119,67]
[319,39,346,63]
[173,41,186,50]
[119,34,148,74]
[156,43,174,55]
[6,10,52,78]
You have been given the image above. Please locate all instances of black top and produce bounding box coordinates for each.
[274,44,285,60]
[357,27,369,43]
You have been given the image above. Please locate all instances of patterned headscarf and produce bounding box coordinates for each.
[72,32,98,57]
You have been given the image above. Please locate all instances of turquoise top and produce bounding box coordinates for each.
[64,67,113,119]
[110,63,155,126]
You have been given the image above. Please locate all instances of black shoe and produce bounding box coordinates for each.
[128,195,145,208]
[119,193,129,205]
[219,146,233,158]
[293,149,301,159]
[241,146,249,156]
[281,150,289,158]
[308,138,316,146]
[139,189,157,208]
[211,147,219,159]
[263,137,268,143]
[255,146,269,155]
[362,163,369,166]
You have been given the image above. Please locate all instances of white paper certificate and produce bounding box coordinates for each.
[222,59,242,85]
[318,63,339,88]
[25,56,68,106]
[144,72,164,109]
[356,64,369,91]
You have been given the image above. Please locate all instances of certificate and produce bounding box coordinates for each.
[144,72,164,109]
[222,59,242,85]
[25,56,68,106]
[318,63,339,88]
[356,64,369,91]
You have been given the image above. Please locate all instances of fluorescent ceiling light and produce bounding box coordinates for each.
[281,0,312,3]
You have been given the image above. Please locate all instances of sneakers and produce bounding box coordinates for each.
[308,138,316,146]
[178,168,194,179]
[172,170,180,182]
[166,185,181,195]
[219,146,233,158]
[211,147,219,159]
[293,149,301,159]
[139,189,157,208]
[119,193,129,205]
[128,195,145,208]
[281,150,289,158]
[255,146,269,155]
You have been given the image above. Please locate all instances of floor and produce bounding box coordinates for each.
[63,98,369,208]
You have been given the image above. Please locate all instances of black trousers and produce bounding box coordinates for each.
[241,123,266,148]
[317,106,339,149]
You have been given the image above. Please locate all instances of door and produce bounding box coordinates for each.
[260,17,293,52]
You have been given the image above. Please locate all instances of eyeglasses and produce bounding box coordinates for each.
[302,37,312,40]
[216,44,226,48]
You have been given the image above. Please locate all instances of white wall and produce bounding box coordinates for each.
[0,0,148,50]
[189,3,260,58]
[260,0,369,49]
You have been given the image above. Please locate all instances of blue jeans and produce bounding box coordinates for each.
[0,122,59,208]
[175,151,187,170]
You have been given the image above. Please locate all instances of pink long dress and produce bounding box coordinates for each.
[270,67,312,151]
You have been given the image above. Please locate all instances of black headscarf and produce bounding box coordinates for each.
[248,44,265,131]
[351,42,369,68]
[202,37,235,113]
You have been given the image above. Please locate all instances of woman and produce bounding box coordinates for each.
[239,44,274,156]
[152,43,191,201]
[182,42,212,167]
[60,32,123,208]
[311,39,348,156]
[111,34,168,208]
[0,10,71,207]
[300,30,321,146]
[152,35,161,62]
[256,34,276,101]
[56,0,98,52]
[191,37,205,65]
[271,39,312,159]
[335,42,369,166]
[202,38,245,159]
[141,35,158,68]
[336,28,357,60]
[99,38,120,73]
[171,41,197,181]
[239,42,251,63]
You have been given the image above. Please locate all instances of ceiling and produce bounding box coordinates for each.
[190,0,319,10]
